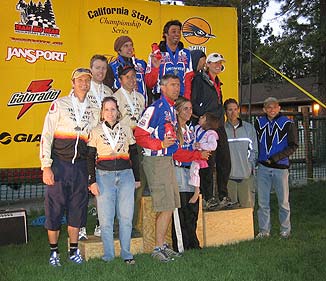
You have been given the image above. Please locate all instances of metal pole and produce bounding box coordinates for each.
[239,0,243,113]
[249,0,253,120]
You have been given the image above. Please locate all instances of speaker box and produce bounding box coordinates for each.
[0,209,28,246]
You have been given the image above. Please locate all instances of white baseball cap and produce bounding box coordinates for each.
[206,53,226,64]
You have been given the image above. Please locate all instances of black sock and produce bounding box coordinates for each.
[69,243,78,256]
[50,243,59,254]
[96,218,100,227]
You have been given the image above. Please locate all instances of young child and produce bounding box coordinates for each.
[190,112,219,208]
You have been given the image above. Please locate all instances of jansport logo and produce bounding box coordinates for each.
[0,132,40,145]
[6,47,66,64]
[15,0,60,37]
[182,17,216,45]
[8,80,61,119]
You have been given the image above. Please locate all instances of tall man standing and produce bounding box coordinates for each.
[145,20,193,100]
[224,98,257,208]
[114,65,145,236]
[255,97,298,239]
[40,68,97,266]
[135,74,208,262]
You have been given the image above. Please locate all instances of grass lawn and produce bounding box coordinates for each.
[0,181,325,281]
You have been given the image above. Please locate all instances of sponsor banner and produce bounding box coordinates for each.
[0,0,237,168]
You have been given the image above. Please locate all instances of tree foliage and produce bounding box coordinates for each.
[150,0,324,97]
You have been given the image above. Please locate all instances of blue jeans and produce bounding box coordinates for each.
[256,164,291,234]
[96,169,135,261]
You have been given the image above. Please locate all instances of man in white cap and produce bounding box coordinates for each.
[40,68,98,267]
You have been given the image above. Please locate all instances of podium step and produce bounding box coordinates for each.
[79,235,143,261]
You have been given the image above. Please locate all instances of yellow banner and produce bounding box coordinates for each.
[0,0,238,168]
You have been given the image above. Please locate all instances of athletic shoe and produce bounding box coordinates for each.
[124,259,136,265]
[49,251,61,267]
[162,243,182,258]
[151,247,171,262]
[205,197,219,210]
[69,249,83,264]
[88,207,97,216]
[255,232,270,239]
[280,231,290,239]
[219,197,232,209]
[78,227,88,240]
[94,225,101,237]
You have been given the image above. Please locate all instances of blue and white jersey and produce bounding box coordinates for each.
[255,114,294,167]
[110,55,147,103]
[137,95,178,156]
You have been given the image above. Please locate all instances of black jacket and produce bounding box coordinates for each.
[191,71,224,124]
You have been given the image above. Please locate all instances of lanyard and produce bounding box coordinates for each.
[90,81,104,108]
[166,45,179,66]
[71,93,87,131]
[102,122,121,151]
[121,87,137,116]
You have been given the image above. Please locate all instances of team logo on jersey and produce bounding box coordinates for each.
[182,17,216,45]
[15,0,60,37]
[7,80,61,120]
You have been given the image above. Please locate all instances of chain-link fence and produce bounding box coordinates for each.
[244,110,326,186]
[1,111,326,201]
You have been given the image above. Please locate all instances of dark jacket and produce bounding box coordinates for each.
[191,71,224,124]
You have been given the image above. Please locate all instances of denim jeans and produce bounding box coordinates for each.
[256,164,291,234]
[96,169,135,261]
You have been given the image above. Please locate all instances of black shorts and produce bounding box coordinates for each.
[44,159,88,230]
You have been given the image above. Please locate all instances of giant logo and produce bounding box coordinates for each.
[182,17,216,45]
[7,80,61,119]
[15,0,60,37]
[0,132,40,145]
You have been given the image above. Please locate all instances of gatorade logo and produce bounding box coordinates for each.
[182,17,216,45]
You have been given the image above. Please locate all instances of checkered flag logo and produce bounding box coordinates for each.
[16,0,58,29]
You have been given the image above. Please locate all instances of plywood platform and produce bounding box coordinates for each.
[79,235,143,261]
[203,208,254,247]
[79,196,254,260]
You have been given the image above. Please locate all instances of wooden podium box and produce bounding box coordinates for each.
[203,208,254,247]
[141,196,204,253]
[79,236,143,261]
[78,196,254,260]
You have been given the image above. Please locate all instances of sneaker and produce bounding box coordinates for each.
[94,225,101,237]
[206,197,219,209]
[280,231,290,239]
[49,251,61,267]
[256,232,270,239]
[219,197,232,209]
[151,247,171,262]
[88,207,97,216]
[124,259,136,265]
[162,243,182,258]
[69,249,83,264]
[78,227,88,240]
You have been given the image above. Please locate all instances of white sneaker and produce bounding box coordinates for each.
[94,225,101,237]
[78,227,88,240]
